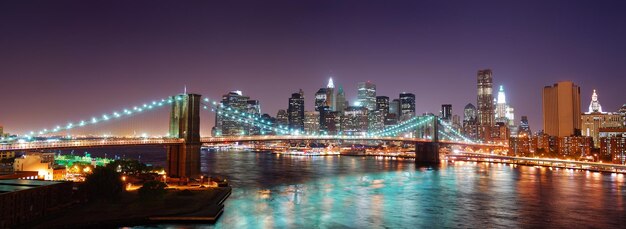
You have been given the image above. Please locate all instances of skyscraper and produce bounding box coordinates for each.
[376,96,390,117]
[357,81,376,111]
[441,104,452,122]
[462,103,478,140]
[342,106,369,135]
[389,99,400,117]
[477,69,495,140]
[495,85,515,126]
[335,85,348,112]
[399,92,415,120]
[542,81,581,137]
[288,89,305,132]
[212,90,260,136]
[327,77,336,111]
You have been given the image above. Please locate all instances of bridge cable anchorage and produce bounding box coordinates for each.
[6,95,180,142]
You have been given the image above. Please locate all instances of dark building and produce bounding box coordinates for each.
[288,89,305,131]
[323,111,342,135]
[519,116,531,134]
[389,99,400,117]
[399,93,415,120]
[376,96,390,117]
[441,104,452,122]
[477,69,495,141]
[0,179,73,228]
[275,109,289,132]
[335,85,348,112]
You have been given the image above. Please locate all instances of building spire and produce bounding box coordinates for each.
[327,77,334,88]
[588,89,603,113]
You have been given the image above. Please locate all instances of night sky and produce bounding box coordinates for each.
[2,1,626,136]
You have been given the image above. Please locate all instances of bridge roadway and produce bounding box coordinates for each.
[0,135,501,152]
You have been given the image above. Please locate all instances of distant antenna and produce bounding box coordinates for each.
[184,85,187,94]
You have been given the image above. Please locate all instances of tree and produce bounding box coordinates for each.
[83,166,124,200]
[138,180,167,200]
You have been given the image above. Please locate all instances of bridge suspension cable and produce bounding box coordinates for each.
[2,95,182,142]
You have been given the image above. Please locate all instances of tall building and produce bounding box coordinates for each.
[335,85,348,112]
[304,111,320,135]
[327,78,336,111]
[342,106,369,135]
[542,81,581,137]
[462,103,478,140]
[212,91,260,136]
[494,85,515,126]
[288,89,305,132]
[315,88,329,111]
[376,96,390,117]
[399,92,415,120]
[441,104,452,122]
[389,99,400,117]
[357,81,376,111]
[581,90,622,148]
[477,69,495,141]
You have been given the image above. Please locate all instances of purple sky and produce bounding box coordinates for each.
[1,1,626,136]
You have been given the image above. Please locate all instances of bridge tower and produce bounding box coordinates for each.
[415,115,440,164]
[166,94,202,178]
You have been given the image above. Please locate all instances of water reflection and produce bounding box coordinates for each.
[147,150,626,228]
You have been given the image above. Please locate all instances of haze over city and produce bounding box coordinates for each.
[2,0,626,136]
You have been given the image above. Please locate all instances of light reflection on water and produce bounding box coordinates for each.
[143,150,626,228]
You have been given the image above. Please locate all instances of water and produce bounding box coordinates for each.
[140,150,625,228]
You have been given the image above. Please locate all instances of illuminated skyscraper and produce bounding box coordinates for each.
[357,81,376,111]
[399,92,415,120]
[542,81,581,137]
[495,85,515,126]
[389,99,400,117]
[288,89,305,132]
[477,69,495,140]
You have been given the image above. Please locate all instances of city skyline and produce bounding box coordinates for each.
[2,1,626,136]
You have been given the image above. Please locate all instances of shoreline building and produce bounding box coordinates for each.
[581,90,622,148]
[542,81,581,137]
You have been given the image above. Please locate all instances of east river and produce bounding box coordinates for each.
[109,148,626,228]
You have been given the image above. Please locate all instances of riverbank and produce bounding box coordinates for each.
[26,187,231,228]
